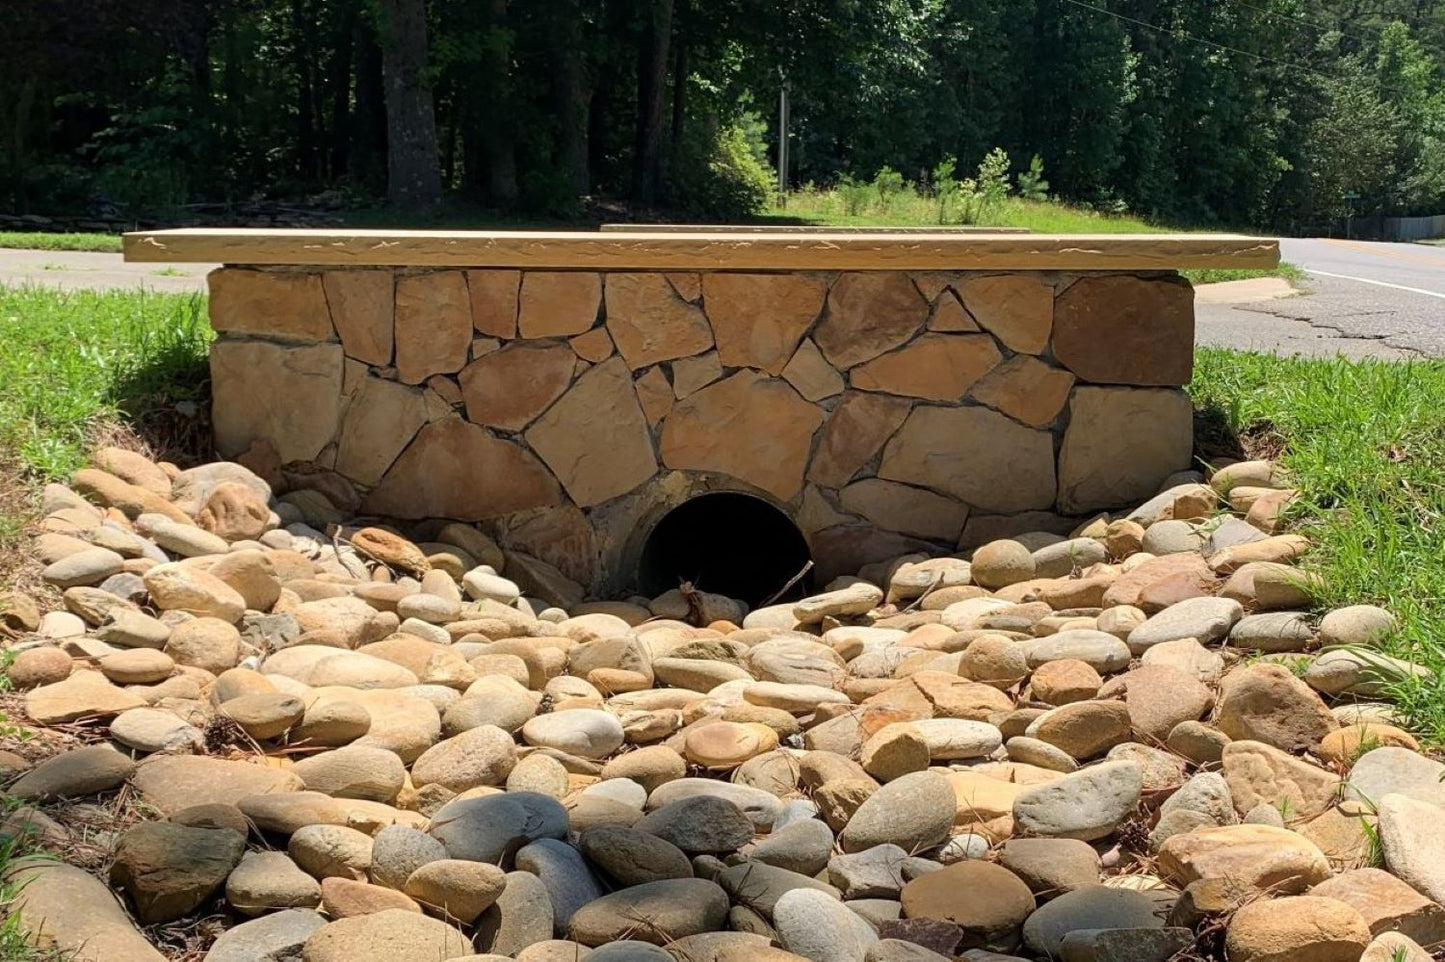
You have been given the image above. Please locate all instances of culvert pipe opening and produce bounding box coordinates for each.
[637,493,814,607]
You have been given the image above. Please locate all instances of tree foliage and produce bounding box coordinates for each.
[2,0,1444,227]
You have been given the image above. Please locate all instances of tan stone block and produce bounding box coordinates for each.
[210,268,334,342]
[839,478,970,542]
[798,485,855,535]
[467,269,520,338]
[927,290,981,332]
[498,504,597,587]
[605,273,714,369]
[335,377,430,486]
[364,418,561,520]
[1057,386,1193,513]
[666,272,702,302]
[849,333,1001,401]
[425,375,462,405]
[955,274,1053,354]
[909,272,956,303]
[570,327,615,363]
[211,340,343,463]
[878,405,1056,513]
[471,337,501,359]
[808,392,912,489]
[814,272,929,369]
[702,273,828,374]
[1053,275,1194,385]
[782,338,844,402]
[970,355,1076,427]
[323,271,393,364]
[671,351,723,399]
[394,271,472,384]
[518,271,602,338]
[526,357,658,507]
[659,371,823,502]
[635,366,674,425]
[458,341,576,431]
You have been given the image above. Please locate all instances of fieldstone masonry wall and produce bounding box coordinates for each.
[208,265,1196,593]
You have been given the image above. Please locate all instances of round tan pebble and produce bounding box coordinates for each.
[1224,895,1370,962]
[1102,520,1145,558]
[402,859,506,922]
[1030,659,1102,706]
[1095,605,1147,640]
[683,722,779,769]
[294,701,372,747]
[164,617,242,674]
[971,541,1036,590]
[288,824,374,881]
[197,482,271,542]
[1318,723,1419,765]
[599,745,686,794]
[506,753,570,798]
[958,635,1030,690]
[860,724,930,781]
[319,877,422,918]
[7,646,73,689]
[98,648,175,685]
[219,692,305,740]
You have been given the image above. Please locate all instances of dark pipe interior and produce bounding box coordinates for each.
[638,493,814,607]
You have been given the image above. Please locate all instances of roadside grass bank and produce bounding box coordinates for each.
[1190,349,1445,741]
[0,285,211,587]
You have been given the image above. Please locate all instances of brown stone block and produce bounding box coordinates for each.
[878,405,1056,513]
[605,273,714,369]
[927,289,981,332]
[394,271,472,384]
[1052,274,1194,385]
[466,269,521,338]
[334,377,430,486]
[782,338,845,402]
[814,272,929,369]
[526,357,658,507]
[839,478,970,542]
[957,511,1082,550]
[1056,386,1193,513]
[809,524,939,584]
[955,274,1053,354]
[671,351,722,399]
[497,504,598,587]
[323,271,394,364]
[518,271,602,338]
[658,371,823,502]
[634,366,674,426]
[458,341,576,432]
[970,355,1076,427]
[808,392,912,489]
[211,340,344,463]
[849,333,1002,401]
[364,418,562,520]
[210,268,333,342]
[570,327,615,363]
[702,272,828,374]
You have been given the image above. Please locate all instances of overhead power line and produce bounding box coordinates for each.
[1224,0,1445,61]
[1056,0,1423,95]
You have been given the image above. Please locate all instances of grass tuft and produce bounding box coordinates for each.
[1190,350,1445,741]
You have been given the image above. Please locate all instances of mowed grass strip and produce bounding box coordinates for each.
[0,285,210,582]
[0,232,123,253]
[1191,349,1445,740]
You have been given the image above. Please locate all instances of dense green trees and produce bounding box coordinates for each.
[2,0,1443,229]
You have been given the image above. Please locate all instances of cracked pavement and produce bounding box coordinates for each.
[1197,238,1445,359]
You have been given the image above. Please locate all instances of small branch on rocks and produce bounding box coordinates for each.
[761,560,815,608]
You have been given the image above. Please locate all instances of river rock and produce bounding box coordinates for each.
[1012,762,1142,841]
[110,821,247,922]
[569,878,730,946]
[427,791,569,863]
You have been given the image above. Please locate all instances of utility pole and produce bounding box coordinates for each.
[777,68,790,206]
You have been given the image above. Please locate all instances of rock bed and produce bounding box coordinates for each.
[0,449,1439,962]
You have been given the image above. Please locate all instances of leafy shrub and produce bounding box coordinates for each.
[668,119,776,220]
[933,156,960,224]
[837,175,873,216]
[872,165,906,212]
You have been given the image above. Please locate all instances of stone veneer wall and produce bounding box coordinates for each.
[208,266,1195,594]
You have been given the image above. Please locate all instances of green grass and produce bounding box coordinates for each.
[0,286,210,480]
[1190,350,1445,741]
[0,233,122,253]
[770,190,1164,233]
[1180,262,1306,286]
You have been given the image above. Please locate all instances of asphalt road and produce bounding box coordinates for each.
[0,248,211,293]
[1197,237,1445,359]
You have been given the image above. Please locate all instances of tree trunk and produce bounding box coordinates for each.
[327,2,357,179]
[483,0,518,207]
[632,0,674,206]
[670,0,687,151]
[378,0,441,210]
[555,0,592,195]
[292,0,319,182]
[354,21,388,191]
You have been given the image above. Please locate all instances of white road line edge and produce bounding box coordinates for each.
[1303,268,1445,300]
